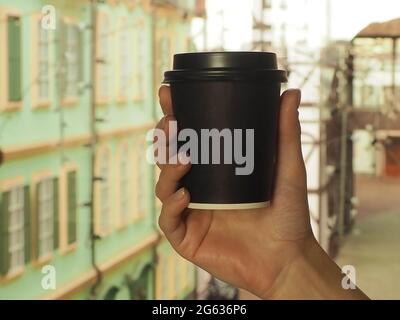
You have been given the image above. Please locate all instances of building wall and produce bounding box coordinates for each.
[0,147,92,299]
[0,0,197,300]
[155,239,196,300]
[69,249,155,300]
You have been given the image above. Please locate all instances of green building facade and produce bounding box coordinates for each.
[0,0,200,300]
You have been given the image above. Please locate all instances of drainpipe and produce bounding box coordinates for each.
[88,0,102,299]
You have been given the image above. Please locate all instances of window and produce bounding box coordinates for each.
[133,21,146,100]
[8,186,25,273]
[118,144,131,225]
[118,18,132,101]
[96,12,111,103]
[96,148,111,235]
[37,178,55,259]
[8,15,22,103]
[158,35,171,86]
[136,140,147,218]
[161,36,171,71]
[57,19,81,103]
[37,19,50,103]
[154,32,172,100]
[64,24,80,99]
[0,183,30,276]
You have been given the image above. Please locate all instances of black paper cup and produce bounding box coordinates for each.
[163,52,287,210]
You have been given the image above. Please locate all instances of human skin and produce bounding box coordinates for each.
[154,86,369,300]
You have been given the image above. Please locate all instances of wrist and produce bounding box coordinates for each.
[259,235,318,299]
[262,236,368,300]
[266,236,327,299]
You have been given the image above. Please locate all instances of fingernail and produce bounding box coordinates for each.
[173,188,185,200]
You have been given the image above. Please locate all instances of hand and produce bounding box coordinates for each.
[155,85,312,297]
[154,86,368,300]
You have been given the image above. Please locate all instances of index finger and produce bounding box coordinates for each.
[159,85,173,115]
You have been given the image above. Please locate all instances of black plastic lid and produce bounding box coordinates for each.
[164,52,287,83]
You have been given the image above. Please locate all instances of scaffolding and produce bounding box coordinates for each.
[251,0,357,256]
[252,0,273,51]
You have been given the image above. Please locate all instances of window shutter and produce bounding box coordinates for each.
[7,16,22,102]
[24,185,31,264]
[53,177,59,250]
[33,184,40,260]
[58,19,68,98]
[67,171,77,244]
[0,191,11,275]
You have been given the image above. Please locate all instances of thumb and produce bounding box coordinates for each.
[274,89,307,189]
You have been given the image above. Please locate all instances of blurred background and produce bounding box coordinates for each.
[0,0,399,300]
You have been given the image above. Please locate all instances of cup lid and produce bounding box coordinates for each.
[164,52,287,83]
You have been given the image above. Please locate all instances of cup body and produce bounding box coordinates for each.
[164,52,287,210]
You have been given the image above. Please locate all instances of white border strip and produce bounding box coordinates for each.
[188,201,270,210]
